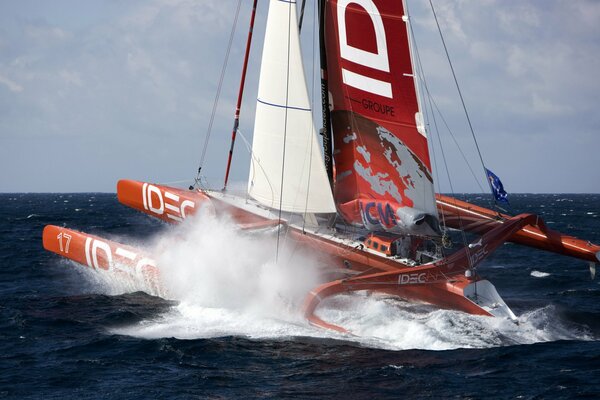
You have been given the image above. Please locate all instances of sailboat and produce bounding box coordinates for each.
[43,0,600,333]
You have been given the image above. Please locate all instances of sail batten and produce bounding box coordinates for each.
[248,0,336,214]
[324,0,440,236]
[256,98,312,112]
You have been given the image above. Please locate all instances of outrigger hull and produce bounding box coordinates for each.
[437,194,600,263]
[42,225,162,297]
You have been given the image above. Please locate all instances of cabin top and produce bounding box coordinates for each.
[362,232,436,265]
[363,232,401,257]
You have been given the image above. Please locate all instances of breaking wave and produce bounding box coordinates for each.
[531,270,551,278]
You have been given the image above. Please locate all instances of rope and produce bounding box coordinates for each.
[194,0,243,187]
[425,91,486,194]
[407,2,472,266]
[406,7,485,195]
[430,92,472,264]
[404,0,447,235]
[276,1,294,261]
[237,128,275,203]
[410,38,447,232]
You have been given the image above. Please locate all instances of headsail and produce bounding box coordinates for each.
[323,0,439,235]
[248,0,336,214]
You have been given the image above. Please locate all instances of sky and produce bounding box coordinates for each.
[0,0,598,193]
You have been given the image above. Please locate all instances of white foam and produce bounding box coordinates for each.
[314,294,592,350]
[71,260,154,296]
[150,212,322,314]
[103,211,321,338]
[113,302,320,340]
[531,270,550,278]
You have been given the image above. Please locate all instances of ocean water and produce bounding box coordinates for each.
[1,193,599,399]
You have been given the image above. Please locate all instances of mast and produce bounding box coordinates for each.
[318,0,334,187]
[223,0,259,191]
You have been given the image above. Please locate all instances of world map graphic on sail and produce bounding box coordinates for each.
[333,111,438,235]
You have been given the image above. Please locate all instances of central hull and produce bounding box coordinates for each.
[114,180,524,330]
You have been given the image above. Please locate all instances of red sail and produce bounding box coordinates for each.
[324,0,439,236]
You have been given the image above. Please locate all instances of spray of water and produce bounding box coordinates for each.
[151,211,322,319]
[68,210,593,350]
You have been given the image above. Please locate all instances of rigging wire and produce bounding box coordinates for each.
[425,91,486,193]
[193,0,243,188]
[429,91,473,263]
[428,0,494,204]
[275,1,294,261]
[236,128,275,203]
[410,41,447,232]
[405,6,484,194]
[406,1,472,265]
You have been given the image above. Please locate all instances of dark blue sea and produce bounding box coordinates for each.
[1,193,599,399]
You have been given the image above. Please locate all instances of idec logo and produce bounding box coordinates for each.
[81,236,160,294]
[469,245,489,266]
[336,0,392,98]
[81,236,155,275]
[141,183,195,222]
[398,273,427,285]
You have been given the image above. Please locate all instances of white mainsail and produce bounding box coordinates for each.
[248,0,336,214]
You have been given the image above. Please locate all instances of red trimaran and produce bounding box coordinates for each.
[43,0,599,333]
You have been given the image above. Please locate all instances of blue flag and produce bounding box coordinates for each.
[485,168,509,204]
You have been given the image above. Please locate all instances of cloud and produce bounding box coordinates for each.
[24,23,70,41]
[0,0,598,193]
[0,73,23,93]
[58,69,82,87]
[497,3,540,33]
[530,92,573,116]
